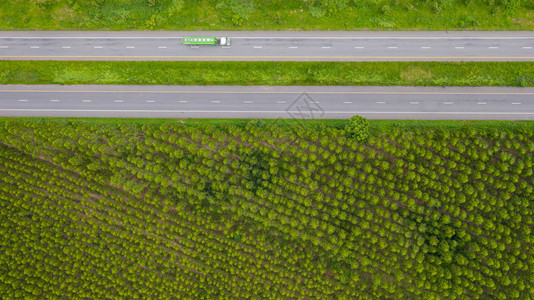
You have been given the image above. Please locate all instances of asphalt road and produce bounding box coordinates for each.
[0,85,533,120]
[1,31,534,61]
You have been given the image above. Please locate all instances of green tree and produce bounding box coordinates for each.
[345,115,370,143]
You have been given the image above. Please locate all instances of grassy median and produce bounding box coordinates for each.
[1,0,533,31]
[1,61,533,87]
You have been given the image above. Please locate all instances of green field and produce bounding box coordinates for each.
[0,117,533,298]
[1,0,533,30]
[2,61,534,87]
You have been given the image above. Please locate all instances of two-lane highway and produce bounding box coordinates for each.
[1,85,533,119]
[1,31,534,61]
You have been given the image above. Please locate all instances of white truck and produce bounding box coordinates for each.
[182,37,231,46]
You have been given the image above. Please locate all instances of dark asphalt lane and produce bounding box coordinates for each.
[1,31,533,61]
[0,85,533,120]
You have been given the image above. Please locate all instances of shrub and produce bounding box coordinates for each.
[345,115,370,142]
[216,0,255,25]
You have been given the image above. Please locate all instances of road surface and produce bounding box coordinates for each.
[0,85,533,120]
[1,31,534,61]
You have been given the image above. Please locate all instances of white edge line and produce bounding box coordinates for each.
[3,36,534,40]
[1,109,533,115]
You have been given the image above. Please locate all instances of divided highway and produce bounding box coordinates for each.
[1,31,534,61]
[0,85,533,120]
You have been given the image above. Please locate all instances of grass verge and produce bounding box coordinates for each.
[3,117,532,133]
[1,61,534,87]
[1,0,533,31]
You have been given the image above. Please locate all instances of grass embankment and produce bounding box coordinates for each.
[1,61,534,87]
[8,117,533,133]
[1,0,533,30]
[0,118,532,298]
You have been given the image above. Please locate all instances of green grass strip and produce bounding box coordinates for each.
[3,117,532,133]
[1,61,534,87]
[1,0,533,30]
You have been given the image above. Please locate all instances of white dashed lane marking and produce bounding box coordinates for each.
[50,99,60,102]
[289,46,298,49]
[158,46,167,49]
[126,46,135,49]
[178,100,188,103]
[354,47,364,49]
[455,47,464,49]
[211,100,221,103]
[62,46,71,49]
[82,99,92,103]
[0,46,7,48]
[343,101,352,104]
[444,102,454,105]
[244,101,253,103]
[146,100,156,103]
[477,102,487,105]
[523,47,532,49]
[421,47,431,49]
[322,46,331,49]
[388,47,398,49]
[410,102,419,104]
[94,46,103,49]
[253,46,263,49]
[376,101,386,104]
[277,101,286,104]
[114,100,124,103]
[489,47,499,49]
[512,102,522,105]
[18,99,28,102]
[30,46,39,49]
